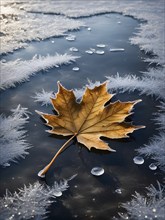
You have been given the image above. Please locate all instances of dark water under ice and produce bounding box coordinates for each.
[0,13,163,220]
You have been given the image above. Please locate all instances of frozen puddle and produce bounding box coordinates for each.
[0,12,162,220]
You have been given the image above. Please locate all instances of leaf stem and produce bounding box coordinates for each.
[38,134,77,177]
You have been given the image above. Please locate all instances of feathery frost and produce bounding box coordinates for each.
[33,90,55,106]
[0,54,79,90]
[117,182,165,220]
[0,174,77,220]
[0,105,31,167]
[0,7,84,54]
[106,68,165,100]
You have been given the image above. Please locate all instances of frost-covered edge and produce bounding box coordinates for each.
[0,174,77,220]
[0,54,79,90]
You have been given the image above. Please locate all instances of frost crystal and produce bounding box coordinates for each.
[118,182,165,220]
[0,105,31,166]
[33,90,55,106]
[0,174,77,220]
[0,54,79,90]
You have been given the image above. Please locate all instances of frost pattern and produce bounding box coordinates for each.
[117,182,165,220]
[33,90,55,106]
[2,0,165,65]
[106,69,165,100]
[0,7,84,54]
[0,174,77,220]
[0,105,31,167]
[0,54,79,90]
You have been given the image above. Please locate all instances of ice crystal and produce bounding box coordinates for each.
[118,182,165,220]
[0,105,31,167]
[0,174,77,220]
[33,90,55,106]
[0,54,79,90]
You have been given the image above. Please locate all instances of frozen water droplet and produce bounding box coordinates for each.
[95,50,104,55]
[115,188,122,194]
[66,35,76,41]
[38,169,45,178]
[149,163,157,170]
[72,67,79,71]
[18,212,21,215]
[4,163,10,167]
[87,27,91,31]
[85,50,93,54]
[110,48,125,52]
[69,47,79,52]
[96,44,106,48]
[91,167,104,176]
[4,204,8,207]
[53,191,62,197]
[152,208,156,213]
[133,156,144,165]
[51,40,54,43]
[117,21,121,24]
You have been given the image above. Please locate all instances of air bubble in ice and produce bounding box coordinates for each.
[96,50,105,55]
[53,191,62,197]
[87,27,91,31]
[85,50,93,54]
[133,156,144,165]
[91,167,104,176]
[4,163,10,167]
[96,44,106,48]
[149,163,157,170]
[115,188,122,194]
[69,47,79,52]
[51,40,54,43]
[66,35,76,41]
[38,169,45,178]
[110,48,125,52]
[72,67,79,71]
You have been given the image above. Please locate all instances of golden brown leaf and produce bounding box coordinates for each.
[36,82,144,152]
[36,82,145,177]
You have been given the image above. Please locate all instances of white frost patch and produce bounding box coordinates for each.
[0,105,31,167]
[0,7,84,54]
[106,69,165,100]
[0,174,77,220]
[117,182,165,220]
[138,132,165,172]
[0,54,79,90]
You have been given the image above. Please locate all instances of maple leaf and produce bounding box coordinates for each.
[36,82,144,177]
